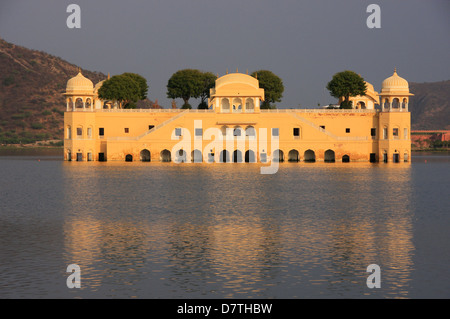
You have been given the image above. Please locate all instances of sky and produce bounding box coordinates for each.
[0,0,449,108]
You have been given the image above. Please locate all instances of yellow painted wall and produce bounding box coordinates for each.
[64,109,411,163]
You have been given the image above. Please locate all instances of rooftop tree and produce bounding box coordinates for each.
[326,71,367,109]
[98,73,148,109]
[250,70,284,109]
[166,69,205,109]
[198,72,217,109]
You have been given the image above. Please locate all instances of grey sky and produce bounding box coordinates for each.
[1,0,449,108]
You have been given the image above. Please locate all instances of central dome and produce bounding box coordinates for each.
[66,71,94,94]
[381,69,409,93]
[215,72,260,90]
[210,72,264,100]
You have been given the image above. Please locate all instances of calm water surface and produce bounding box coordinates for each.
[0,152,449,298]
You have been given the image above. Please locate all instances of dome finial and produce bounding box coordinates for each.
[394,67,397,74]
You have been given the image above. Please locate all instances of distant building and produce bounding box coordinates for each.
[64,69,412,163]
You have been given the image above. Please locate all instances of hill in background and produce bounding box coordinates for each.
[0,37,106,144]
[0,38,449,145]
[409,80,450,130]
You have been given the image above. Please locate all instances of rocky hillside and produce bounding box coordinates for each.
[409,80,450,130]
[0,37,106,144]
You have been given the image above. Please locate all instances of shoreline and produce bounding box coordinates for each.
[411,148,450,152]
[0,146,448,158]
[0,146,63,156]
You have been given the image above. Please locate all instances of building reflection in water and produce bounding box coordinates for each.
[61,161,414,298]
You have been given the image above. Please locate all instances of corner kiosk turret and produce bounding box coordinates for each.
[378,68,414,163]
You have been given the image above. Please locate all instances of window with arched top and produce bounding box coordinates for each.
[357,101,366,109]
[233,126,243,137]
[245,98,254,112]
[392,98,400,109]
[221,98,230,112]
[75,98,84,109]
[245,126,256,139]
[402,98,407,109]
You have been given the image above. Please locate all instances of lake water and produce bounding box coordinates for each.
[0,151,449,299]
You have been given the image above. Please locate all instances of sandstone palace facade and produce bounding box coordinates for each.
[63,69,412,164]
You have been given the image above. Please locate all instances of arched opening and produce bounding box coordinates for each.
[221,98,230,112]
[324,149,335,162]
[357,101,366,109]
[245,98,254,112]
[191,149,202,163]
[393,153,400,163]
[233,150,243,163]
[402,98,408,110]
[245,126,256,138]
[220,150,230,163]
[67,149,72,161]
[75,98,84,109]
[85,98,92,109]
[233,126,243,137]
[342,155,350,163]
[273,149,284,162]
[245,150,256,163]
[383,151,388,163]
[175,149,187,163]
[392,98,400,109]
[67,126,72,139]
[140,149,151,162]
[160,149,171,162]
[288,149,299,162]
[232,98,242,113]
[125,154,133,162]
[304,150,315,162]
[384,98,390,110]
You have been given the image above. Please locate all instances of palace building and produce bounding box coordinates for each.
[63,69,412,164]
